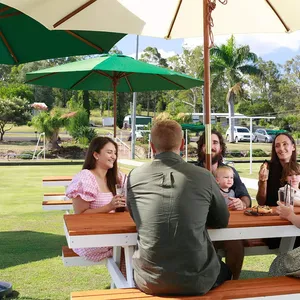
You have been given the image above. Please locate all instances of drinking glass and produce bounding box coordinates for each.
[115,183,124,196]
[115,184,125,212]
[279,184,294,210]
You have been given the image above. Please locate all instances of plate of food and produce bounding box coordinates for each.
[244,205,275,216]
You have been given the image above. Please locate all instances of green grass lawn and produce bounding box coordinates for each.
[1,163,273,299]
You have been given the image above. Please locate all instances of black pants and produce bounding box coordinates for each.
[265,237,300,250]
[211,260,232,290]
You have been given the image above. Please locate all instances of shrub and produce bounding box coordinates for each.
[246,149,269,157]
[73,126,97,145]
[19,150,34,159]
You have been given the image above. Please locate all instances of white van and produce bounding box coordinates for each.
[226,126,254,143]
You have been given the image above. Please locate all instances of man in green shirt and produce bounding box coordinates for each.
[127,120,231,296]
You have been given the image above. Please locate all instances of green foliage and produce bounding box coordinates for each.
[117,92,131,129]
[75,126,97,145]
[31,108,66,149]
[18,150,35,159]
[155,112,172,122]
[166,98,193,116]
[210,36,263,139]
[64,108,96,145]
[0,82,34,101]
[246,149,269,157]
[136,104,142,115]
[67,95,83,110]
[65,108,89,134]
[0,97,31,140]
[212,122,226,135]
[259,119,268,127]
[155,99,164,113]
[174,112,192,123]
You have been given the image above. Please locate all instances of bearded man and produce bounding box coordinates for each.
[197,129,251,209]
[197,129,251,279]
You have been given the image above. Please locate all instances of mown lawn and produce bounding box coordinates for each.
[0,163,273,299]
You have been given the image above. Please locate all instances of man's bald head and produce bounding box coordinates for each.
[151,120,183,154]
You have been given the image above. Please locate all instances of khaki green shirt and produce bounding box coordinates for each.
[127,152,229,295]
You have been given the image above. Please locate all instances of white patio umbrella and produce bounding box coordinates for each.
[4,0,300,169]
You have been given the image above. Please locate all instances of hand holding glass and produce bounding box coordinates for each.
[115,184,126,212]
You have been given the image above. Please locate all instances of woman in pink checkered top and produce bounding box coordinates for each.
[66,136,127,262]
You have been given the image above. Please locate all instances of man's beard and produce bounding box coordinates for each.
[199,151,223,165]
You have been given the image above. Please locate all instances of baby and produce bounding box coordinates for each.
[214,165,235,205]
[279,161,300,207]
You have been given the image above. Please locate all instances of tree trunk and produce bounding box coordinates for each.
[83,90,90,118]
[0,132,3,141]
[48,131,60,150]
[147,95,150,116]
[227,90,235,143]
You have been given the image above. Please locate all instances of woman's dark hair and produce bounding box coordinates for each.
[280,161,300,185]
[197,129,227,162]
[82,136,119,194]
[271,132,297,164]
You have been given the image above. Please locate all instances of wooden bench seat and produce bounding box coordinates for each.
[42,200,73,211]
[43,192,67,201]
[71,276,300,299]
[62,246,106,267]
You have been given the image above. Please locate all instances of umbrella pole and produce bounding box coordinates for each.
[113,80,117,138]
[203,0,212,171]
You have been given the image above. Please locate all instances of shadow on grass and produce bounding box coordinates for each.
[0,231,65,269]
[7,292,51,300]
[240,270,269,279]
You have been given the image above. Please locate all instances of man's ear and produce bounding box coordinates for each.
[150,142,156,155]
[180,138,185,151]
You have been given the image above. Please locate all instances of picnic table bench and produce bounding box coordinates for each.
[42,176,73,212]
[71,276,300,299]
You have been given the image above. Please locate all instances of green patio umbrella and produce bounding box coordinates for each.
[26,54,203,137]
[0,3,125,65]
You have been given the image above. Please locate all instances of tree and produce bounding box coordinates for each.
[31,108,66,150]
[168,46,204,113]
[139,47,169,115]
[210,36,263,142]
[0,97,31,141]
[278,56,300,113]
[65,108,96,145]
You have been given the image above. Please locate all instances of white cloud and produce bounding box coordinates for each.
[183,31,300,56]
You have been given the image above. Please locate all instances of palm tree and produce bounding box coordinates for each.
[210,36,263,142]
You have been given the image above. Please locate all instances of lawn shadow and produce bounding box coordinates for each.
[0,231,65,269]
[7,293,51,300]
[240,270,269,279]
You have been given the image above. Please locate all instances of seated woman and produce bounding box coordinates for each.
[256,132,298,249]
[66,136,126,262]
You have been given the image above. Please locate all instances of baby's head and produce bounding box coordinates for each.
[214,165,234,190]
[281,161,300,189]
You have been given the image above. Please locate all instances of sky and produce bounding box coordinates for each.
[115,31,300,65]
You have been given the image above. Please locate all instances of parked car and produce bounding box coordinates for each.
[253,128,285,143]
[226,126,255,143]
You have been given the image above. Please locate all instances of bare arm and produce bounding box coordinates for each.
[276,201,300,228]
[241,195,250,208]
[72,195,126,214]
[256,180,267,205]
[256,162,269,205]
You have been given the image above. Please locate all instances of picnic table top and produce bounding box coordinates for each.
[64,207,300,236]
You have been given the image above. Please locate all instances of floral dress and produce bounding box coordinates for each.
[66,169,125,262]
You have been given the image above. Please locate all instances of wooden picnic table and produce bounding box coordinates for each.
[63,207,300,288]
